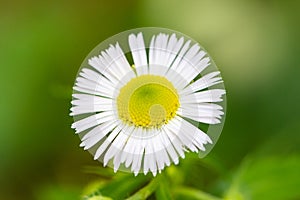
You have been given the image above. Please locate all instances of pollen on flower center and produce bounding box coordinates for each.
[117,75,179,128]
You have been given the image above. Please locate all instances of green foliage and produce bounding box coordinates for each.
[85,196,112,200]
[1,0,300,199]
[224,156,300,200]
[34,184,81,200]
[81,163,224,200]
[80,128,300,200]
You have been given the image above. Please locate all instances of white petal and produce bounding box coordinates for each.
[80,68,101,82]
[178,55,210,88]
[94,123,125,160]
[169,40,191,72]
[121,127,142,168]
[165,34,183,68]
[144,130,158,176]
[73,86,108,97]
[81,120,119,150]
[176,44,200,74]
[149,34,183,68]
[135,65,148,76]
[182,102,223,111]
[101,50,125,81]
[103,125,134,167]
[180,71,223,95]
[70,94,113,116]
[103,44,136,86]
[161,127,185,159]
[181,116,222,125]
[155,132,171,170]
[148,64,169,76]
[81,120,118,141]
[79,68,117,92]
[88,56,119,85]
[70,104,112,116]
[132,145,144,176]
[75,77,114,98]
[177,57,211,88]
[71,111,115,133]
[169,36,185,65]
[128,33,147,75]
[167,116,212,152]
[130,129,146,175]
[72,93,112,102]
[154,33,169,67]
[165,40,191,89]
[160,128,180,164]
[107,43,132,77]
[179,102,224,124]
[148,33,185,77]
[113,151,122,172]
[180,89,226,104]
[180,103,224,117]
[143,129,170,175]
[71,93,113,104]
[149,35,156,67]
[178,52,208,85]
[165,119,198,152]
[177,116,213,145]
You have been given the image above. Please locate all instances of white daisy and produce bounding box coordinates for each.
[71,28,226,176]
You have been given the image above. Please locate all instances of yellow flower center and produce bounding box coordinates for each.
[117,75,179,128]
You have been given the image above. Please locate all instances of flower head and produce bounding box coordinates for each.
[71,28,226,176]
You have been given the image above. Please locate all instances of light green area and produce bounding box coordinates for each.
[1,0,300,199]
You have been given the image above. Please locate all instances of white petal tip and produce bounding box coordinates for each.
[124,163,129,168]
[206,136,213,144]
[94,154,100,160]
[174,159,179,165]
[84,145,91,150]
[79,142,85,147]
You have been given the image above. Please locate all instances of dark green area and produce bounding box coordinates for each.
[1,0,300,199]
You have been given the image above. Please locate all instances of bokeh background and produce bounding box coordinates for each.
[1,0,300,199]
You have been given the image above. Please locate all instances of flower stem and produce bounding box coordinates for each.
[174,187,223,200]
[125,176,160,200]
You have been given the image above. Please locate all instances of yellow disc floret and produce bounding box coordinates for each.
[117,75,179,128]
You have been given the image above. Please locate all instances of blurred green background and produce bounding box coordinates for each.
[1,0,300,199]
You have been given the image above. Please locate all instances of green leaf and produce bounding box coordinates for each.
[84,195,113,200]
[174,187,223,200]
[34,183,81,200]
[224,156,300,200]
[155,175,173,200]
[97,174,151,199]
[81,180,107,198]
[82,166,115,178]
[126,176,160,200]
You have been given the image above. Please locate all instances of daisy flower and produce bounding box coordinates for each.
[70,28,226,176]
